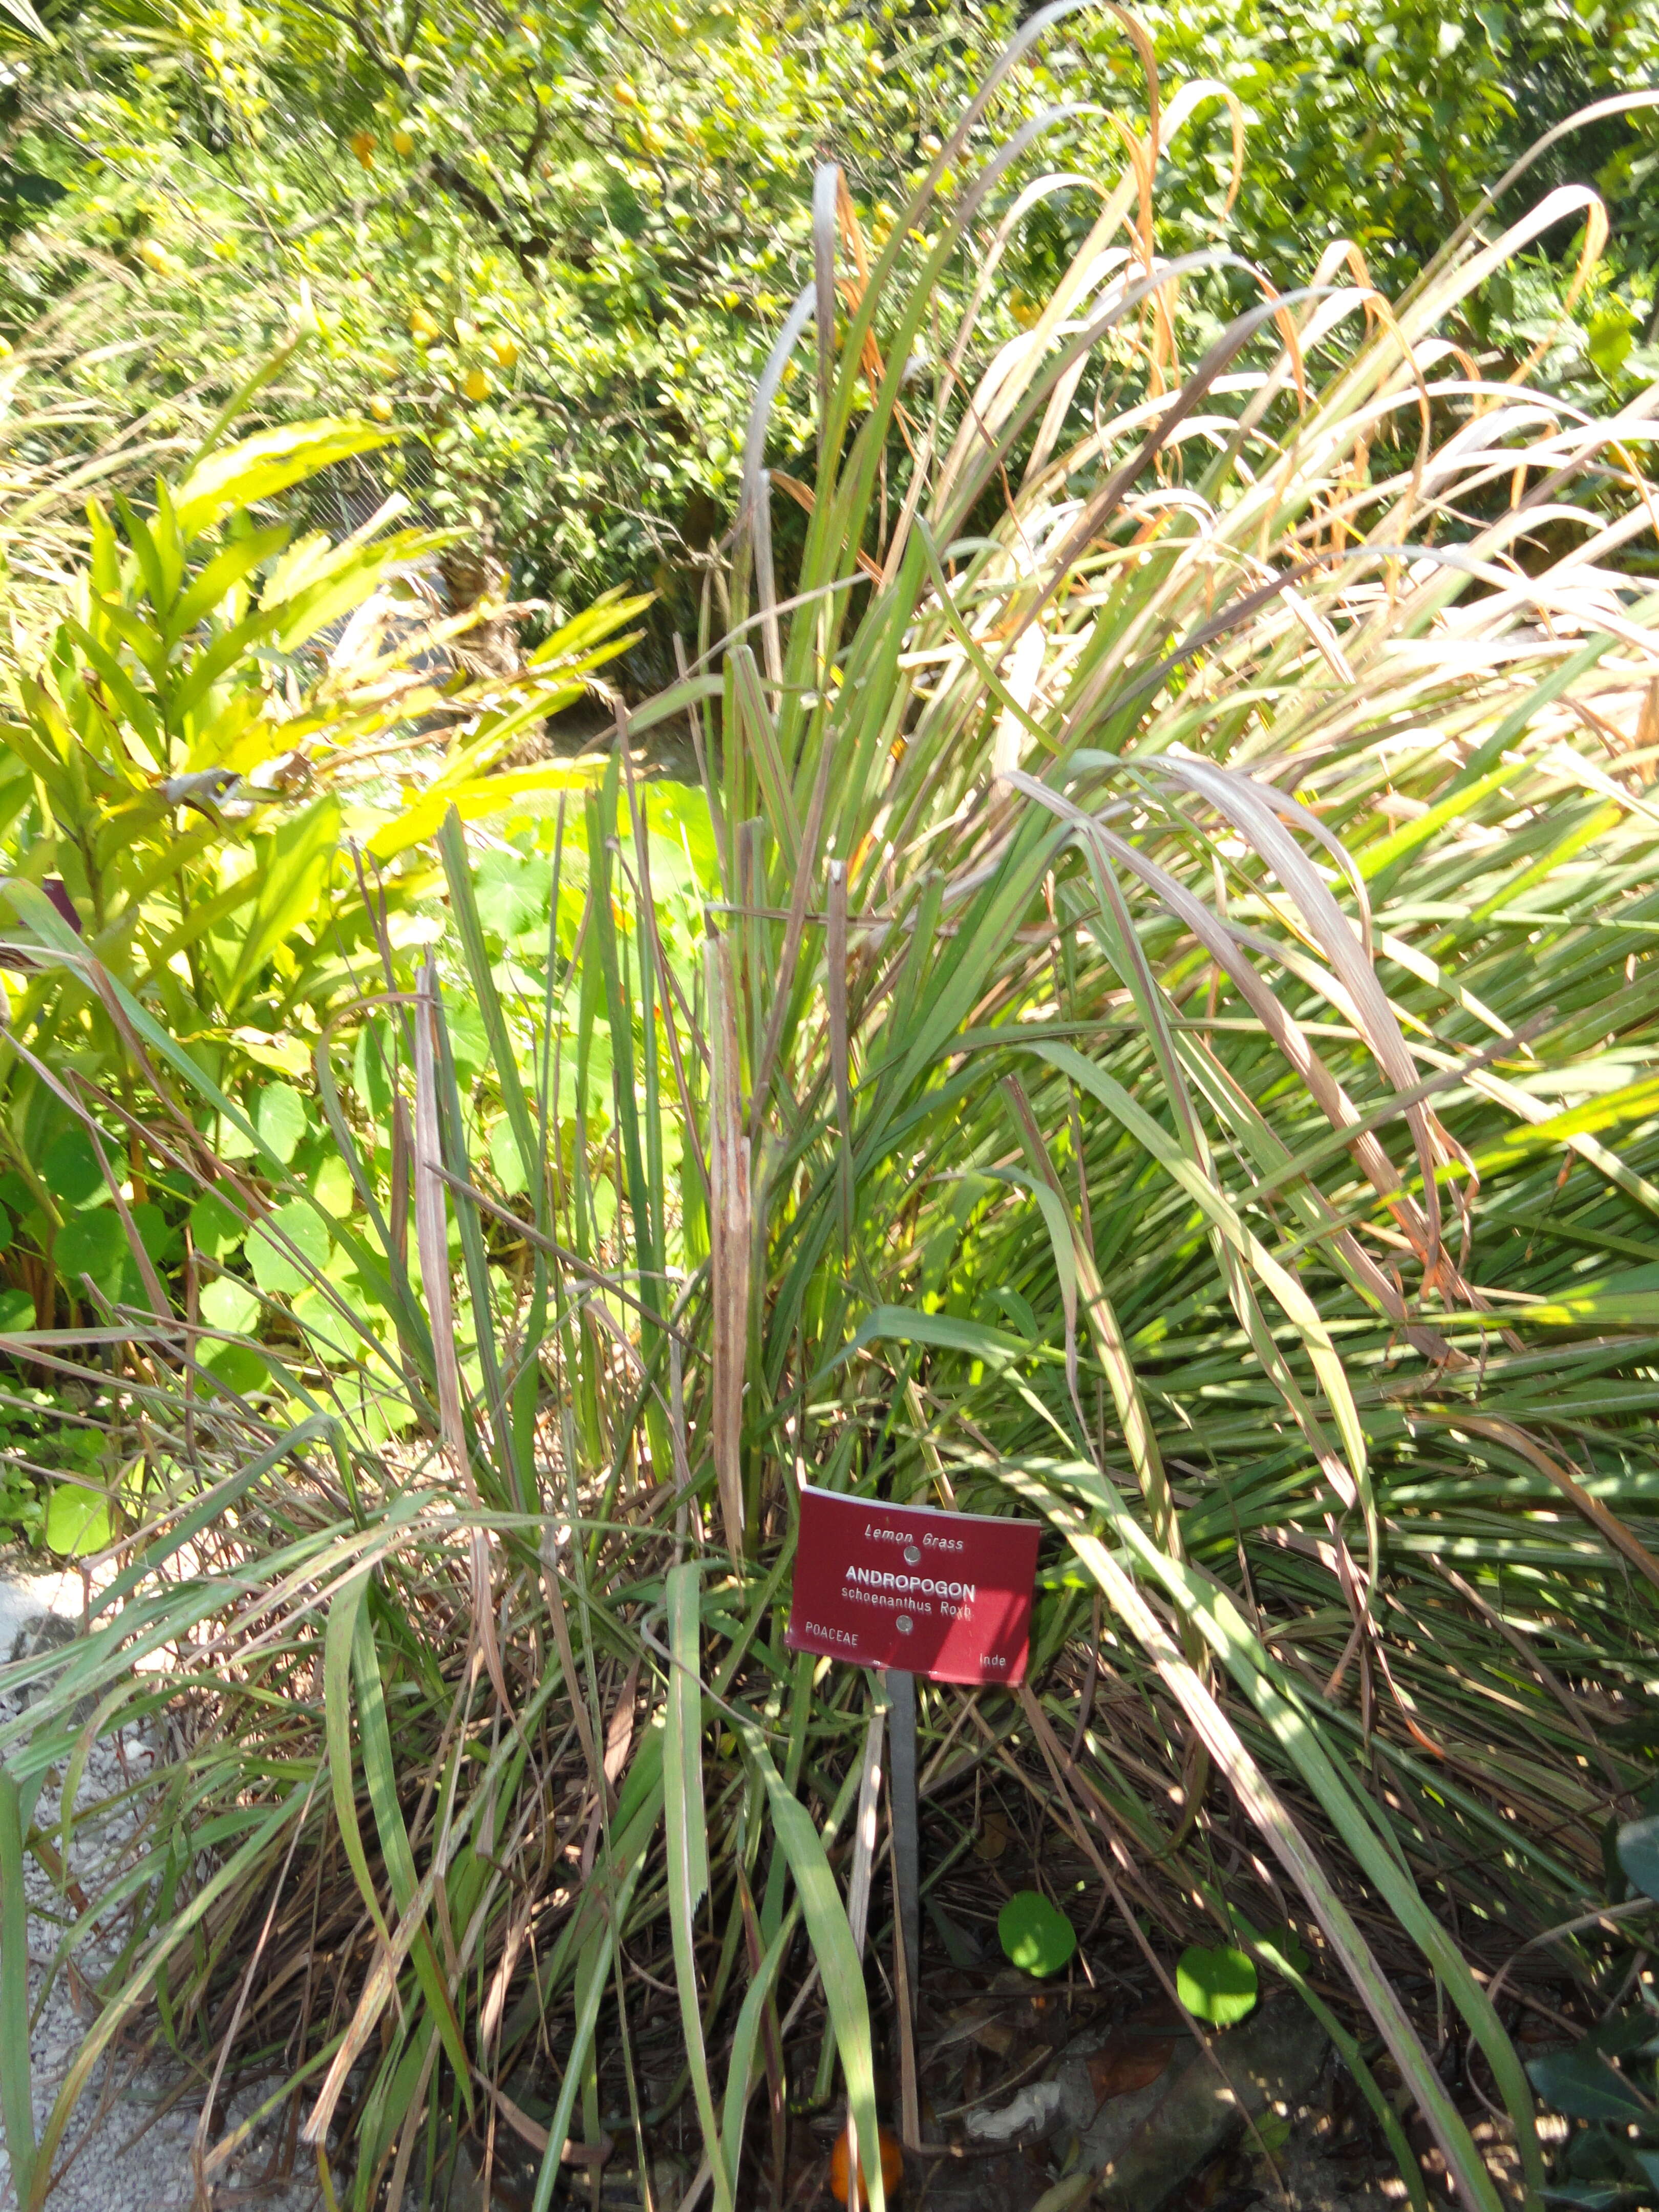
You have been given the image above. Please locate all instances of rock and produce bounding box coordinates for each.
[1054,2013,1189,2172]
[9,1607,100,1724]
[1095,2000,1328,2211]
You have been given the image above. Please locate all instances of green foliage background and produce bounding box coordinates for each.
[2,0,1657,644]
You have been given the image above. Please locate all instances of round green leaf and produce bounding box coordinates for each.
[46,1481,110,1557]
[0,1288,33,1331]
[247,1200,330,1295]
[997,1889,1077,1978]
[55,1207,126,1281]
[309,1154,355,1218]
[42,1129,103,1207]
[127,1200,178,1264]
[446,1002,488,1079]
[1176,1944,1258,2027]
[254,1082,309,1164]
[201,1339,268,1396]
[190,1191,245,1260]
[199,1274,259,1334]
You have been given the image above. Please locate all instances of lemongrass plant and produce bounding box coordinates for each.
[4,8,1659,2208]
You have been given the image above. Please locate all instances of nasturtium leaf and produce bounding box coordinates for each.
[199,1274,259,1334]
[201,1339,267,1396]
[126,1201,178,1264]
[1176,1944,1258,2026]
[55,1207,125,1281]
[474,849,554,941]
[309,1154,355,1218]
[997,1889,1077,1978]
[1616,1813,1659,1904]
[247,1200,330,1295]
[0,1289,33,1331]
[445,1001,488,1079]
[1528,2045,1651,2122]
[254,1081,309,1164]
[46,1482,109,1557]
[190,1191,245,1259]
[42,1129,103,1207]
[0,1209,13,1256]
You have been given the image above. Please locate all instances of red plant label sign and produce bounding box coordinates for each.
[785,1486,1041,1686]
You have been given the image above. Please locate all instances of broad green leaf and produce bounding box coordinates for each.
[40,1130,102,1208]
[1177,1943,1258,2026]
[172,422,392,543]
[54,1208,125,1282]
[247,1201,330,1295]
[45,1483,110,1557]
[309,1154,355,1217]
[198,1273,258,1333]
[225,798,343,1010]
[998,1890,1077,1977]
[190,1192,246,1259]
[1527,2046,1652,2123]
[365,761,608,862]
[254,1082,310,1164]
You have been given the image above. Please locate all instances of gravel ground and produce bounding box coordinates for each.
[0,1560,321,2212]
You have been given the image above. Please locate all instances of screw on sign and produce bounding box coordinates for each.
[786,1485,1041,2178]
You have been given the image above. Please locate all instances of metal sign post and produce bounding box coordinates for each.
[787,1487,1041,2156]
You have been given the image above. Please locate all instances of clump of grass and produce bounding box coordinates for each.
[5,8,1659,2208]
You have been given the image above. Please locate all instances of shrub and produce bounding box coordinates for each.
[0,410,643,1329]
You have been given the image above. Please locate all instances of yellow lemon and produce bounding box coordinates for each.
[392,127,415,156]
[463,367,490,401]
[409,306,441,344]
[612,79,638,105]
[137,239,174,275]
[368,394,394,421]
[487,332,519,369]
[350,129,376,167]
